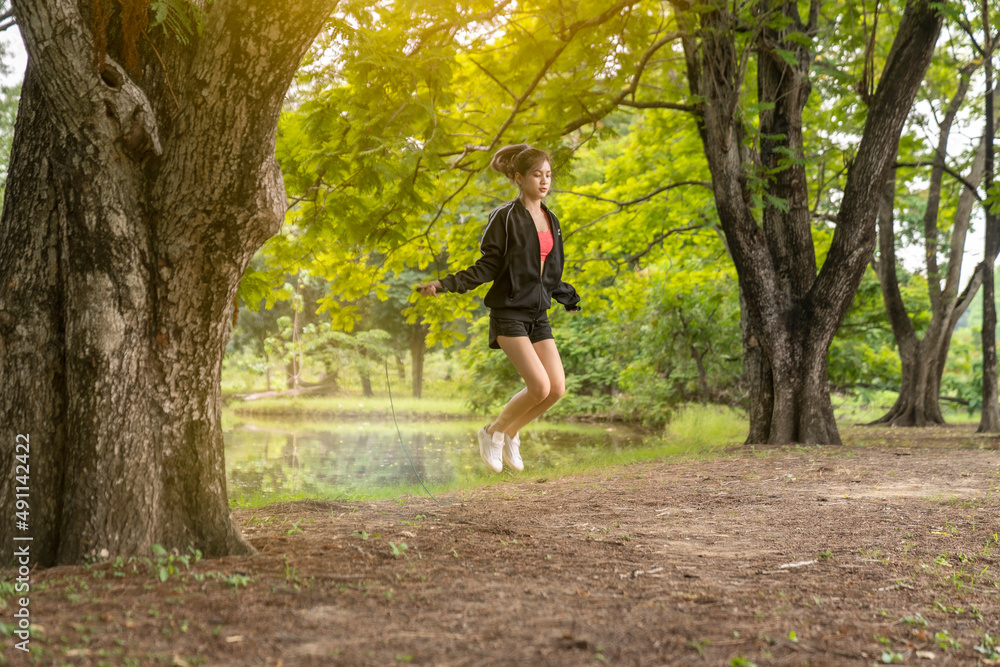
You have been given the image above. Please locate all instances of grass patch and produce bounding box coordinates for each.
[832,390,980,425]
[663,404,747,451]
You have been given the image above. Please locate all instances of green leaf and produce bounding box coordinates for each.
[764,194,789,213]
[237,270,278,312]
[784,32,812,47]
[149,0,204,43]
[775,49,799,67]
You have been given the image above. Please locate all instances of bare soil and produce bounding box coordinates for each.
[5,425,1000,666]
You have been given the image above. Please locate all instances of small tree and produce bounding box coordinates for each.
[871,63,994,426]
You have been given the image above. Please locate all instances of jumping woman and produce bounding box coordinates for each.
[416,144,581,473]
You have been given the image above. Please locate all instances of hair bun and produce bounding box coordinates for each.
[489,144,530,181]
[489,144,551,184]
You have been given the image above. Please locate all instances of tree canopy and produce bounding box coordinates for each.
[231,0,995,441]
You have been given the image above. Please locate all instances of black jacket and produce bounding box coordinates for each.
[440,199,581,320]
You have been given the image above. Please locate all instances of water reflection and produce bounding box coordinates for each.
[223,420,642,499]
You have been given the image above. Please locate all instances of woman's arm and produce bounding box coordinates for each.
[437,208,508,294]
[415,279,443,296]
[552,281,581,311]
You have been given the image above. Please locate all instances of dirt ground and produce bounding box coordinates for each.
[4,425,1000,666]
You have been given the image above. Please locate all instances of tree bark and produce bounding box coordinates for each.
[677,0,942,443]
[409,323,428,399]
[872,172,945,425]
[981,262,1000,431]
[0,0,334,565]
[981,262,1000,430]
[739,288,773,443]
[675,306,711,400]
[980,3,1000,432]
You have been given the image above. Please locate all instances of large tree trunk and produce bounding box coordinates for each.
[0,0,333,566]
[677,0,942,443]
[676,0,941,443]
[739,288,773,443]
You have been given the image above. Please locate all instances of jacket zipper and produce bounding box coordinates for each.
[534,211,548,320]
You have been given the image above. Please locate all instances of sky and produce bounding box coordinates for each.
[2,28,25,86]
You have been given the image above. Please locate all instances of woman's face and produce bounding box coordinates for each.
[517,160,551,200]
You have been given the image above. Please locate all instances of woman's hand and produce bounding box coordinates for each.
[415,280,443,297]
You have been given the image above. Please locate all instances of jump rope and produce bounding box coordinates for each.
[384,359,448,506]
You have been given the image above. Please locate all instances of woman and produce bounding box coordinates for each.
[416,144,581,473]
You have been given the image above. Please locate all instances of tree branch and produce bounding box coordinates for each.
[460,0,637,165]
[809,0,943,336]
[952,261,986,325]
[567,223,705,266]
[555,180,712,207]
[894,161,984,201]
[559,181,713,240]
[954,13,998,60]
[807,0,821,32]
[11,0,107,117]
[628,223,705,263]
[452,43,567,167]
[561,31,691,134]
[157,0,337,247]
[922,63,976,311]
[873,170,919,359]
[409,1,516,56]
[619,100,698,112]
[0,7,15,32]
[468,57,517,100]
[941,100,999,306]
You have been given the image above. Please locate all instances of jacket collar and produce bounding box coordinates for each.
[512,197,554,216]
[512,198,560,237]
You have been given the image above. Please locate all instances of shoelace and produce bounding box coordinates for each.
[491,434,505,461]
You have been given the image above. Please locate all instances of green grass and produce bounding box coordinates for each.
[663,404,747,450]
[832,391,894,425]
[832,390,980,425]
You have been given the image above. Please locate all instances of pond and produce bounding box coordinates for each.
[222,415,646,502]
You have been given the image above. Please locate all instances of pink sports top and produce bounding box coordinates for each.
[539,212,554,263]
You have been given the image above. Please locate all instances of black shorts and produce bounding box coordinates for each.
[488,313,554,350]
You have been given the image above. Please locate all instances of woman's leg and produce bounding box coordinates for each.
[504,338,565,435]
[489,335,550,435]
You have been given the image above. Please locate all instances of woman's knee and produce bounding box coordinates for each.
[547,381,566,403]
[525,377,551,403]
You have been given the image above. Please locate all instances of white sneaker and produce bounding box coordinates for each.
[503,432,523,472]
[477,425,503,473]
